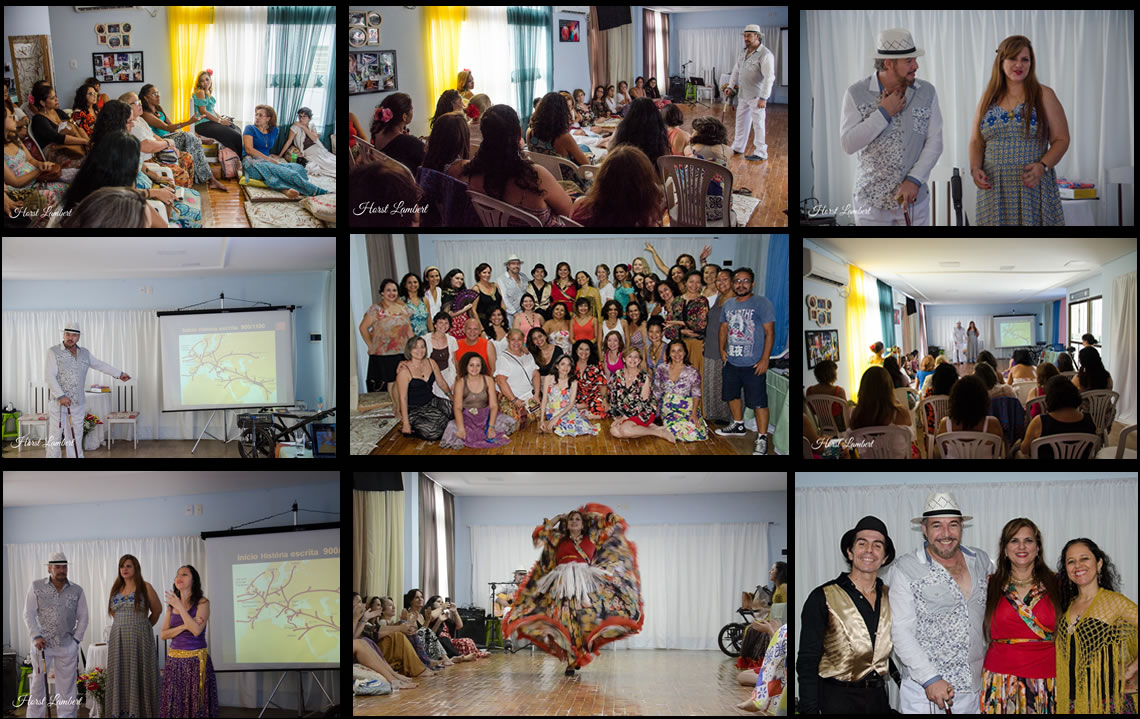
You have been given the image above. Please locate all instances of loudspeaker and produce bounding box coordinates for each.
[668,76,685,101]
[3,650,18,714]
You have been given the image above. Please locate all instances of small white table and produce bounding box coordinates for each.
[1060,198,1097,226]
[83,391,113,449]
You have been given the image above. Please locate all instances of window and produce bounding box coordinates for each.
[1068,296,1102,347]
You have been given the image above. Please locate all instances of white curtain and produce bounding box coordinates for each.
[794,478,1139,703]
[927,314,992,358]
[807,10,1135,226]
[2,310,244,441]
[208,6,268,128]
[678,26,780,98]
[457,6,514,114]
[322,267,336,413]
[431,238,721,280]
[605,21,634,92]
[471,521,765,651]
[1110,271,1136,424]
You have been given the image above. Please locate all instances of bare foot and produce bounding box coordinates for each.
[209,179,228,192]
[283,188,300,199]
[658,427,677,443]
[735,697,759,712]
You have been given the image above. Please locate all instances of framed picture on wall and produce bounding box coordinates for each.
[559,19,580,42]
[92,51,143,84]
[349,50,395,95]
[806,329,840,370]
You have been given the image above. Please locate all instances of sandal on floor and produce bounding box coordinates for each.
[733,187,753,196]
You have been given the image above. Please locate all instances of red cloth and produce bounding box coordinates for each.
[982,591,1057,678]
[555,536,595,565]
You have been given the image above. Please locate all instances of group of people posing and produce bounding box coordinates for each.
[797,492,1138,714]
[360,244,774,454]
[23,551,217,718]
[351,589,490,691]
[5,70,332,226]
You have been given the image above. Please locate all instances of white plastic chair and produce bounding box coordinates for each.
[844,425,912,459]
[1029,433,1101,459]
[105,383,140,450]
[656,155,737,227]
[467,190,544,227]
[524,150,587,188]
[1011,380,1037,406]
[916,394,951,459]
[558,215,584,227]
[804,394,849,435]
[1095,424,1137,460]
[1058,371,1076,379]
[18,382,52,451]
[935,431,1003,459]
[894,386,919,410]
[578,164,601,184]
[1079,390,1119,446]
[1024,395,1047,420]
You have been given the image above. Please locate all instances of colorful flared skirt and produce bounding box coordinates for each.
[502,503,643,669]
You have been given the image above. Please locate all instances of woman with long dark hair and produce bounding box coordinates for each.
[159,565,219,717]
[106,554,162,717]
[503,505,643,675]
[1074,346,1112,391]
[611,97,670,169]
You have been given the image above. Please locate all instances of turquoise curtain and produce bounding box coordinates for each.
[266,6,335,154]
[323,29,336,147]
[507,6,551,129]
[877,279,894,349]
[763,235,788,355]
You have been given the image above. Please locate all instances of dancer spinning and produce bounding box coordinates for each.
[502,503,643,676]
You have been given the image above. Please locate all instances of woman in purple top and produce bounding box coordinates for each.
[241,104,328,199]
[160,565,219,717]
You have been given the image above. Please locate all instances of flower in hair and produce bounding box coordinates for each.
[206,68,214,76]
[380,107,393,123]
[465,103,481,120]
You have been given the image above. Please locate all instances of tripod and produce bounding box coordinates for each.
[680,61,711,110]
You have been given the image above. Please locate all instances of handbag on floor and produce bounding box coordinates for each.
[217,145,241,179]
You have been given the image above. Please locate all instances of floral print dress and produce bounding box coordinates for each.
[608,368,656,424]
[654,364,709,441]
[544,382,600,437]
[573,363,608,418]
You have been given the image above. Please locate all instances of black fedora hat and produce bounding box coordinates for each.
[841,515,895,567]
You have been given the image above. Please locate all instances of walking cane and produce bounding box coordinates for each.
[64,404,79,458]
[40,647,52,718]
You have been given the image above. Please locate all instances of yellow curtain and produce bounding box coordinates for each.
[424,6,467,131]
[845,263,872,400]
[168,6,215,123]
[352,489,404,602]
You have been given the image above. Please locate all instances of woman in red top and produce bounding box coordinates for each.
[550,262,578,317]
[502,504,643,676]
[981,518,1059,714]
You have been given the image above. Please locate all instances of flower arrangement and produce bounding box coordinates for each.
[83,412,103,438]
[78,666,106,714]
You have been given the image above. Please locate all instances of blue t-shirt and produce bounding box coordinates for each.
[242,124,279,157]
[720,294,775,367]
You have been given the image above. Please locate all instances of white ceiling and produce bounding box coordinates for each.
[811,238,1135,304]
[2,472,339,507]
[643,6,749,13]
[423,472,782,496]
[1,238,336,280]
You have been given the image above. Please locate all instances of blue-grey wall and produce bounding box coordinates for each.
[668,7,788,105]
[2,271,332,411]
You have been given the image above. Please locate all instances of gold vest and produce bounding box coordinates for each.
[817,582,892,681]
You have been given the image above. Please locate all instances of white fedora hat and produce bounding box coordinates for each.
[911,491,972,524]
[48,551,68,565]
[873,28,925,60]
[62,322,82,335]
[743,24,762,34]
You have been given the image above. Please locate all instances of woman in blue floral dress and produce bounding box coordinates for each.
[540,355,600,436]
[653,340,709,442]
[969,35,1067,226]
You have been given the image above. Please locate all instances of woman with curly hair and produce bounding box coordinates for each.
[503,505,643,676]
[689,115,732,167]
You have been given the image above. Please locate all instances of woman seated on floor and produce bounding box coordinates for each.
[4,100,68,224]
[689,116,732,167]
[58,131,180,228]
[457,104,572,226]
[28,84,89,165]
[242,104,329,199]
[278,107,336,178]
[138,83,228,192]
[569,144,664,227]
[191,69,243,155]
[121,91,198,190]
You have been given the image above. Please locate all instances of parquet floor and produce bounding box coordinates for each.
[676,102,788,227]
[353,648,757,716]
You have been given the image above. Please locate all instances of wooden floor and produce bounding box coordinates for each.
[354,648,756,716]
[369,414,758,455]
[4,438,246,458]
[674,101,789,227]
[203,174,251,228]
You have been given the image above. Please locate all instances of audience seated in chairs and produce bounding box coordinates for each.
[610,97,670,171]
[350,154,423,227]
[1020,375,1098,459]
[138,83,229,192]
[28,83,89,166]
[569,144,663,227]
[528,92,592,189]
[934,374,1005,458]
[849,365,917,458]
[422,111,471,178]
[4,100,68,226]
[371,92,425,175]
[457,104,571,227]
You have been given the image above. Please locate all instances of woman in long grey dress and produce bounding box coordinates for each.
[966,321,980,363]
[105,554,161,717]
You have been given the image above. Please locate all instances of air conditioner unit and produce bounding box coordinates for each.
[74,6,140,12]
[556,6,589,15]
[803,248,847,287]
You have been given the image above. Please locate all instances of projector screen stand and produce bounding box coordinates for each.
[258,670,335,718]
[191,409,232,453]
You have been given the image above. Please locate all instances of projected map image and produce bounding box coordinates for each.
[234,559,339,664]
[180,332,277,404]
[1000,321,1032,348]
